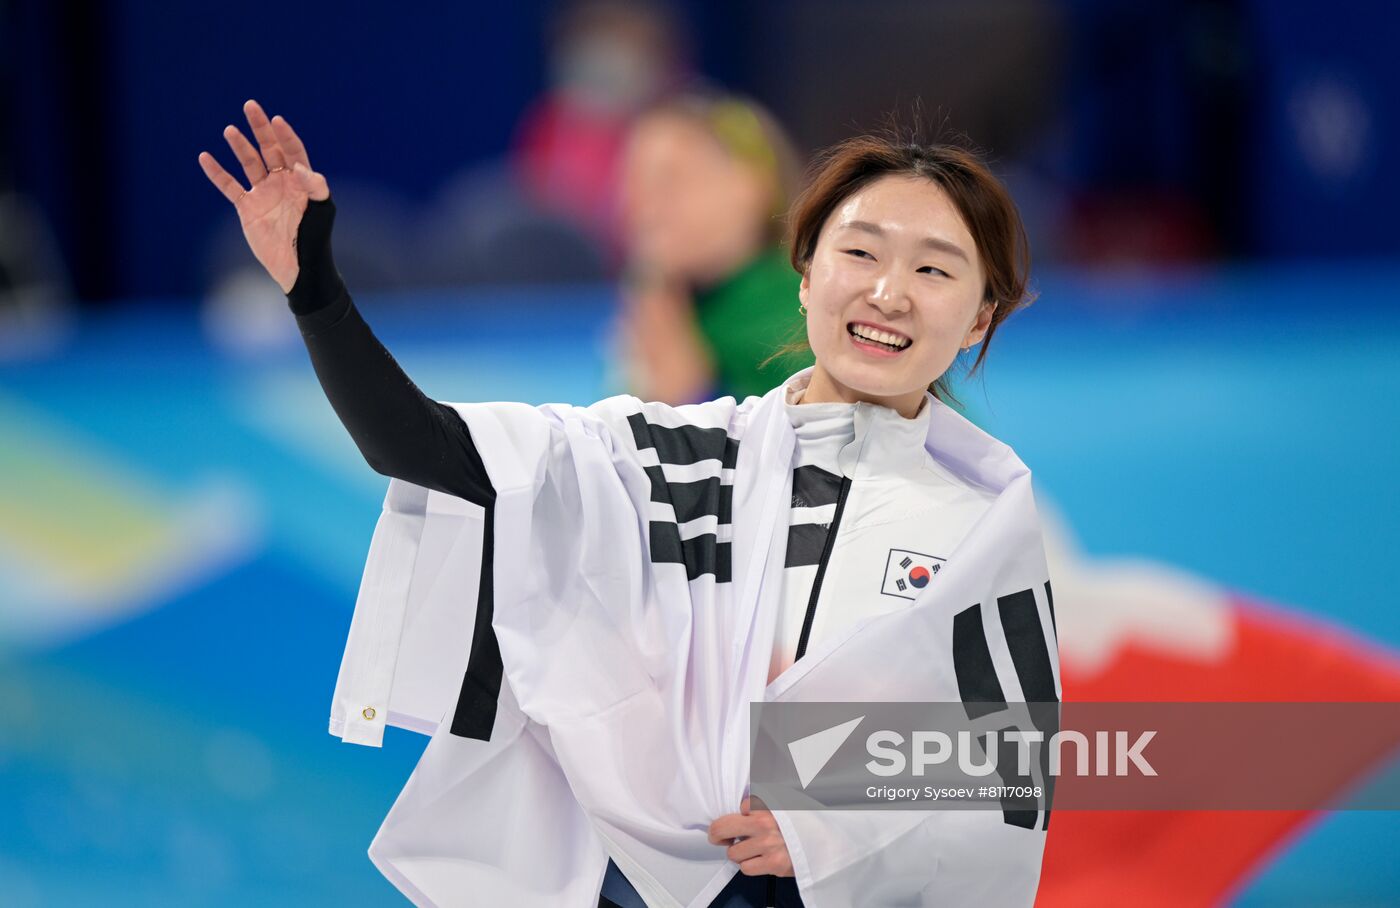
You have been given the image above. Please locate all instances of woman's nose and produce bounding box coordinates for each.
[868,268,912,313]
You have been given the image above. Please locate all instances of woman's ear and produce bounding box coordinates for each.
[799,268,810,307]
[963,299,996,348]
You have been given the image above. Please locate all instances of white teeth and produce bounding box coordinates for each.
[849,324,910,349]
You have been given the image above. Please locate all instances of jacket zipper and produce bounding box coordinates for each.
[794,475,852,661]
[770,474,849,907]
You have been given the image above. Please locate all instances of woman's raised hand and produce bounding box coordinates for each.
[198,99,331,294]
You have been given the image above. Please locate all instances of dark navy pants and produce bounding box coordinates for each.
[598,858,804,908]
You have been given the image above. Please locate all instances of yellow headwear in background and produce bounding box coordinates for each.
[706,99,788,221]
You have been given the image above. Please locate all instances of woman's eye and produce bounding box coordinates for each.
[918,266,949,277]
[844,249,872,259]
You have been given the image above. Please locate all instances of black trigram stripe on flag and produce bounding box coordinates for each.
[998,588,1057,703]
[900,556,913,569]
[992,726,1040,829]
[642,467,733,524]
[785,521,832,568]
[451,500,504,743]
[953,587,1060,830]
[791,464,842,508]
[949,655,1038,829]
[649,521,732,583]
[998,586,1060,830]
[629,414,738,582]
[786,465,842,567]
[628,413,738,468]
[952,603,1006,719]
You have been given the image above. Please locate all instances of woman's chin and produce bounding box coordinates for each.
[826,366,924,401]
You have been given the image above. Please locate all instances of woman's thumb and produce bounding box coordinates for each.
[294,161,329,201]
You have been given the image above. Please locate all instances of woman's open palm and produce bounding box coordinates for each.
[197,99,330,293]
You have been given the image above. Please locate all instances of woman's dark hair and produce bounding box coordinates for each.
[761,125,1035,407]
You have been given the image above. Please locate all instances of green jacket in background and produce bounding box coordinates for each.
[693,246,813,401]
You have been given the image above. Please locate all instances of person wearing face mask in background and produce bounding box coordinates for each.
[511,0,689,260]
[613,93,815,405]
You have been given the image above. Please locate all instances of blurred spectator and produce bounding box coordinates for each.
[510,0,691,262]
[612,92,813,404]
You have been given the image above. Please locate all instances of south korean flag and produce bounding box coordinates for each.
[881,548,947,601]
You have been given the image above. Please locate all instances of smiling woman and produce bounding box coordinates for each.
[199,100,1057,908]
[764,137,1035,414]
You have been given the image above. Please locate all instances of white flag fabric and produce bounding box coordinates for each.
[328,367,1059,907]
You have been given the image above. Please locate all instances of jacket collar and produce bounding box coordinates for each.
[780,366,933,479]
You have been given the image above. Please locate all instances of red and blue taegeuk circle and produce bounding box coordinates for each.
[908,565,930,588]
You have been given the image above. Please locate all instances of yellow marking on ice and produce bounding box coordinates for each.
[0,395,178,591]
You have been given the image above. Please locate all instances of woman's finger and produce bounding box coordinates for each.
[738,856,776,877]
[726,836,768,864]
[708,813,761,843]
[243,99,287,171]
[198,151,246,205]
[223,124,268,184]
[708,814,740,843]
[271,115,312,171]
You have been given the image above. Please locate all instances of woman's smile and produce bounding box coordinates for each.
[846,320,912,357]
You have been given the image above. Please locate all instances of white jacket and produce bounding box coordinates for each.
[328,366,1059,907]
[768,369,1010,685]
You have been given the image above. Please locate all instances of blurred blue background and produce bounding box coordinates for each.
[2,0,1398,905]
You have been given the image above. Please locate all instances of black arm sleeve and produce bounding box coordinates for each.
[286,196,495,506]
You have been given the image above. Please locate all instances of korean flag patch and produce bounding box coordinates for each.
[881,548,947,600]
